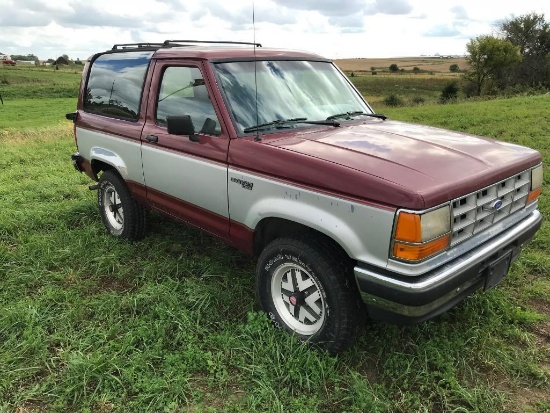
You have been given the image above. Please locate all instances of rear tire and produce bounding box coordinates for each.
[256,236,364,354]
[98,170,147,240]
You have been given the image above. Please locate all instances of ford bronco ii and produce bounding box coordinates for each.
[67,40,543,353]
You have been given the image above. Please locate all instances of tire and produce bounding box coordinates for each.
[98,170,147,240]
[256,236,364,354]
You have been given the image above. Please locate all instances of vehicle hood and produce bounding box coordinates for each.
[262,120,541,209]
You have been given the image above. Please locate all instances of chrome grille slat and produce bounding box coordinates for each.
[450,170,531,246]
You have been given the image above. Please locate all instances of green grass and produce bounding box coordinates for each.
[1,92,549,410]
[0,65,81,100]
[350,74,459,105]
[0,98,77,129]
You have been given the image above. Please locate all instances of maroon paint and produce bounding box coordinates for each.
[77,157,96,182]
[145,186,228,239]
[128,181,254,254]
[76,46,542,216]
[153,47,326,62]
[228,121,541,210]
[228,221,255,255]
[126,181,148,205]
[77,113,145,143]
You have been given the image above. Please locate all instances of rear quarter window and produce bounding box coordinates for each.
[84,51,153,121]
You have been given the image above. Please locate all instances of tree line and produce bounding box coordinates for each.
[466,13,550,95]
[5,53,82,66]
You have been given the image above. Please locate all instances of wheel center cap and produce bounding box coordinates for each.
[289,295,298,306]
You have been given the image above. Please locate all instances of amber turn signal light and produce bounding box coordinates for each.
[394,212,421,243]
[393,234,451,261]
[527,187,541,204]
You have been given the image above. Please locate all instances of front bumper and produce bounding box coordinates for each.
[355,209,542,324]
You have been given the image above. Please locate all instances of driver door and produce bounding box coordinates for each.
[140,60,230,238]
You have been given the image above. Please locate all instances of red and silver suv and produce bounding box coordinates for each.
[67,40,543,353]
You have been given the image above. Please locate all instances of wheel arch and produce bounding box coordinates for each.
[253,217,353,267]
[89,147,129,181]
[90,159,116,180]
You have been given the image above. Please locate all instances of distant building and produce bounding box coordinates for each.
[0,53,11,60]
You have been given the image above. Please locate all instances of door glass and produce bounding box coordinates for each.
[156,66,221,136]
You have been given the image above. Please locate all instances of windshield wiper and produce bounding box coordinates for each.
[326,111,387,121]
[243,118,340,133]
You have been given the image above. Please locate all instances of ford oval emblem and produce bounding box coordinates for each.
[492,200,503,210]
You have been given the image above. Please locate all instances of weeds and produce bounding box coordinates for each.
[383,93,404,107]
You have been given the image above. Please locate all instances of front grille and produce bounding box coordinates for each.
[450,170,531,246]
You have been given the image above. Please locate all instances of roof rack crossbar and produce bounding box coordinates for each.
[111,43,164,50]
[162,40,262,47]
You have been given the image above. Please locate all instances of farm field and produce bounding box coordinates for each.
[0,65,549,412]
[335,56,468,74]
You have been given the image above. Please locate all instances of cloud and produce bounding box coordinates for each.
[58,6,144,28]
[0,4,53,27]
[272,0,369,17]
[451,5,469,20]
[424,25,463,38]
[369,0,412,15]
[328,14,365,33]
[155,0,186,7]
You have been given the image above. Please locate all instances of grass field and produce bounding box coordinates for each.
[0,65,80,100]
[0,65,549,412]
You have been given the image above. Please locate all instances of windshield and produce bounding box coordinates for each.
[214,60,372,134]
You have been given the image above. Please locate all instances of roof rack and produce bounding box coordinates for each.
[162,40,262,48]
[111,43,164,50]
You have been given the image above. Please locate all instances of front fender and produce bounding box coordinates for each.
[228,170,395,268]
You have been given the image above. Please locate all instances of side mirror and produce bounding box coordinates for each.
[166,115,200,142]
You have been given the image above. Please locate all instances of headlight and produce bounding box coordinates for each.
[528,164,543,204]
[392,205,451,261]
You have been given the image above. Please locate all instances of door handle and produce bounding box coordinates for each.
[146,135,158,143]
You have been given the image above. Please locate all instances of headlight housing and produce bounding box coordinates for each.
[392,205,451,262]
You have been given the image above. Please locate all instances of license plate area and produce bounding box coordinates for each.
[484,251,512,291]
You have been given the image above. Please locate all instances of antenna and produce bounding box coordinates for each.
[253,0,261,142]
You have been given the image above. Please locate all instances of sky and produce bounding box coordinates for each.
[0,0,549,60]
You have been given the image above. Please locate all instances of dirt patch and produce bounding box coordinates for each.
[528,299,550,347]
[96,276,136,293]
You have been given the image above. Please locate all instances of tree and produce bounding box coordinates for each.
[55,55,69,65]
[440,81,459,103]
[10,54,39,62]
[465,35,522,95]
[449,64,459,72]
[497,13,550,87]
[498,13,550,56]
[389,63,399,72]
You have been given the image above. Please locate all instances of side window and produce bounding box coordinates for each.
[84,51,153,121]
[156,66,221,136]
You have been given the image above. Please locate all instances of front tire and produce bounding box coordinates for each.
[256,236,364,354]
[98,170,147,240]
